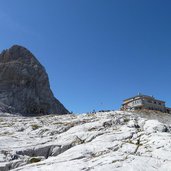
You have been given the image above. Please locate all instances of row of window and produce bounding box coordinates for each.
[131,99,165,107]
[146,100,163,106]
[132,100,141,104]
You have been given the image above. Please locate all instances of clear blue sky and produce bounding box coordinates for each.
[0,0,171,113]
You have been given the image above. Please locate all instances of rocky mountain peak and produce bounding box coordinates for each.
[0,45,68,115]
[0,45,41,66]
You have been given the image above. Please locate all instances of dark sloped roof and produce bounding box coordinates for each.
[123,94,165,103]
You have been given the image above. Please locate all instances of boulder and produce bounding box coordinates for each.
[0,45,68,115]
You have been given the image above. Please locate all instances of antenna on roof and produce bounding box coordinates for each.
[138,92,141,96]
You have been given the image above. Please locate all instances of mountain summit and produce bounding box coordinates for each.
[0,45,68,115]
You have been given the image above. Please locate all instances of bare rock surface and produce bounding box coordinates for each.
[0,45,68,115]
[0,110,171,171]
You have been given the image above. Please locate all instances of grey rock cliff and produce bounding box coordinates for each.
[0,45,68,115]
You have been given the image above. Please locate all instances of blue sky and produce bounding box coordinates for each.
[0,0,171,113]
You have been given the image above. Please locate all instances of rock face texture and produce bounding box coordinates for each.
[0,45,68,115]
[0,111,171,171]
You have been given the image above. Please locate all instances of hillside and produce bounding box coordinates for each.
[1,110,171,171]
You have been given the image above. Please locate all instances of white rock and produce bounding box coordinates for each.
[0,110,171,171]
[143,120,167,133]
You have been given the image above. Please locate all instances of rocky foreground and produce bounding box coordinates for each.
[1,111,171,171]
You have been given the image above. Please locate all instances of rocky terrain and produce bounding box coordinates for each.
[0,45,68,115]
[1,110,171,171]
